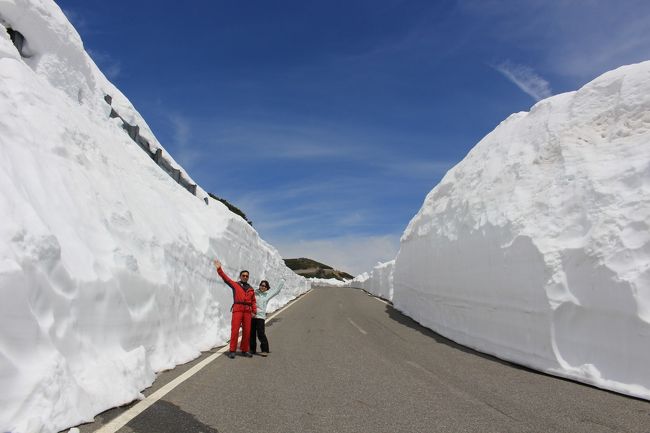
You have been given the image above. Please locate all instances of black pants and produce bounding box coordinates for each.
[250,318,269,353]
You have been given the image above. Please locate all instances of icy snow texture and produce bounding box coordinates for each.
[384,60,650,400]
[350,260,394,301]
[0,1,309,432]
[307,277,349,287]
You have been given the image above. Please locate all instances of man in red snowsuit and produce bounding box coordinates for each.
[214,259,257,358]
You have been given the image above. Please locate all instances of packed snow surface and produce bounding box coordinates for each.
[0,1,309,432]
[350,260,394,301]
[307,277,350,287]
[361,60,650,400]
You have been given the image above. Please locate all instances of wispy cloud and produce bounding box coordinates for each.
[204,120,354,161]
[376,159,454,179]
[169,114,190,148]
[459,1,650,84]
[153,111,455,273]
[235,185,368,234]
[168,113,203,171]
[61,8,88,33]
[550,10,650,80]
[271,234,401,276]
[87,49,122,79]
[494,61,552,101]
[192,115,458,181]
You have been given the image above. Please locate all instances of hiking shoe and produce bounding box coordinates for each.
[260,352,268,357]
[226,352,236,359]
[243,352,253,358]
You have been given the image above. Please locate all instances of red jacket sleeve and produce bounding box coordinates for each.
[217,266,237,292]
[251,291,257,315]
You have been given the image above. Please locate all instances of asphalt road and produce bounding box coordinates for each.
[80,286,650,433]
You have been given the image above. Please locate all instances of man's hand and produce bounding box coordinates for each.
[213,259,222,270]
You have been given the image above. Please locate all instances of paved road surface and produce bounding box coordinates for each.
[79,287,650,433]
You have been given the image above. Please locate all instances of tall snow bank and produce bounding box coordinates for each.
[350,261,394,301]
[0,1,309,432]
[308,277,349,287]
[391,61,650,399]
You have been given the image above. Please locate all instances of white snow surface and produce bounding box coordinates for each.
[367,60,650,400]
[350,260,394,301]
[307,277,349,287]
[0,1,309,432]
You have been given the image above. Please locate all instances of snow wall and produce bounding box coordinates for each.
[0,1,310,432]
[349,260,394,301]
[362,61,650,400]
[308,277,349,287]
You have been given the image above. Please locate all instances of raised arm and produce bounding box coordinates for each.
[267,279,284,300]
[213,259,237,291]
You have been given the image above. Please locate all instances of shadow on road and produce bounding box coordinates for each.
[383,302,650,403]
[127,400,219,433]
[383,303,534,372]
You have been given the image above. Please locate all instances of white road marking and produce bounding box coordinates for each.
[94,289,313,433]
[371,296,390,305]
[405,360,473,401]
[406,360,432,375]
[95,346,229,433]
[353,287,390,305]
[347,318,368,335]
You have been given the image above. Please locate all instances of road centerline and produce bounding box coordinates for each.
[347,318,368,335]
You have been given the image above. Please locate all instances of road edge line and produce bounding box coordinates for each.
[93,288,314,433]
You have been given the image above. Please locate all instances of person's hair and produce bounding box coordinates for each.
[260,280,270,289]
[239,270,250,277]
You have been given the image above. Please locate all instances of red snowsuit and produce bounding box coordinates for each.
[217,266,257,353]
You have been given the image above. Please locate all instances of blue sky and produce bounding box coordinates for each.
[58,0,650,274]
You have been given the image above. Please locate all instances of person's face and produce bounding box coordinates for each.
[259,283,268,292]
[240,272,249,282]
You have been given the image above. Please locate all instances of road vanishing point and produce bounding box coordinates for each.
[77,286,650,433]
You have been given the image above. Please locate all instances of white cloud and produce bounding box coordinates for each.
[272,234,401,276]
[237,189,370,235]
[169,114,190,147]
[377,159,455,179]
[87,49,121,79]
[204,121,354,161]
[551,11,650,80]
[494,61,552,101]
[61,8,88,32]
[168,113,203,170]
[460,0,650,83]
[104,63,122,80]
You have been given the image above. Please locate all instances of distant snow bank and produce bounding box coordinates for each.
[359,61,650,400]
[308,277,349,287]
[349,260,394,301]
[0,1,309,432]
